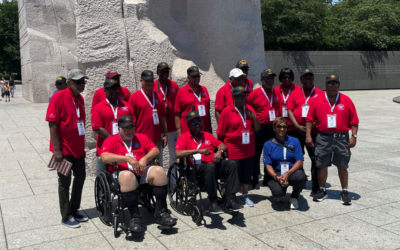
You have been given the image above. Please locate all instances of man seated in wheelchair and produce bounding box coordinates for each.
[101,115,177,232]
[175,110,243,214]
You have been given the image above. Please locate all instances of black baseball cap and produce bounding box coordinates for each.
[232,86,249,96]
[326,74,340,84]
[261,69,277,78]
[236,60,249,69]
[187,66,202,76]
[141,70,155,80]
[118,115,135,128]
[186,110,201,122]
[55,76,66,83]
[157,62,170,71]
[104,78,120,88]
[301,69,314,77]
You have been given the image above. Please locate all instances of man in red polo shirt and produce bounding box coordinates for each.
[175,111,243,214]
[174,66,211,136]
[46,69,89,228]
[275,68,301,128]
[129,70,168,166]
[215,68,246,123]
[92,78,134,175]
[306,74,359,205]
[235,60,253,92]
[153,62,180,166]
[287,69,324,194]
[247,69,281,187]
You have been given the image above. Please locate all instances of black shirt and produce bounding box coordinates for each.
[9,80,14,86]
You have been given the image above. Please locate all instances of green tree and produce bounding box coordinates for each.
[0,0,20,79]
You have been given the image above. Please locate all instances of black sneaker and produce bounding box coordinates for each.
[225,198,243,212]
[155,208,177,227]
[129,213,142,233]
[209,202,224,214]
[341,190,352,205]
[313,188,328,202]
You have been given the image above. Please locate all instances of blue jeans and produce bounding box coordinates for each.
[11,86,15,97]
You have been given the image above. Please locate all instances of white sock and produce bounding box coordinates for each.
[320,187,326,191]
[342,189,348,191]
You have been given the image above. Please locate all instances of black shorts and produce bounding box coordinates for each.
[4,91,10,96]
[236,157,254,184]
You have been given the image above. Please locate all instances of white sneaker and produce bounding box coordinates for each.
[290,198,299,210]
[276,197,283,202]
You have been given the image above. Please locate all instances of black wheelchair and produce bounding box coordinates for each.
[167,156,239,226]
[94,163,157,237]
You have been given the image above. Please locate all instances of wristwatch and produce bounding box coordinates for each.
[352,134,357,139]
[273,174,278,181]
[220,150,225,154]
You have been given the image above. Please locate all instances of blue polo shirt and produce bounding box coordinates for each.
[49,90,59,102]
[263,135,304,171]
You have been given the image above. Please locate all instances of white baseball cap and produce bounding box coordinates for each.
[229,68,245,78]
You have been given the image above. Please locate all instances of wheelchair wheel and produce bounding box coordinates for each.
[94,173,112,225]
[113,214,119,237]
[167,163,186,215]
[190,204,202,225]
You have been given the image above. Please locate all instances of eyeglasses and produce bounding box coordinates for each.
[71,79,86,85]
[191,75,200,79]
[277,125,288,129]
[234,77,246,82]
[189,120,202,126]
[234,95,247,100]
[106,85,120,91]
[121,126,135,131]
[327,82,340,87]
[283,76,291,80]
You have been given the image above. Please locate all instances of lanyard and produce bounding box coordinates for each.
[325,92,340,114]
[158,81,168,102]
[106,99,119,120]
[193,137,203,149]
[283,147,287,161]
[72,99,80,119]
[281,89,291,104]
[261,88,274,108]
[302,86,315,104]
[120,135,132,153]
[192,88,202,104]
[141,89,155,109]
[234,103,247,129]
[229,82,234,90]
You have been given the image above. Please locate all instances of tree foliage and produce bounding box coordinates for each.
[261,0,400,50]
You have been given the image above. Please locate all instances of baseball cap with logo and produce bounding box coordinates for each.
[301,68,314,77]
[186,110,201,123]
[236,60,249,69]
[326,74,340,84]
[187,66,202,76]
[118,115,135,128]
[67,69,89,80]
[232,86,249,96]
[104,78,120,88]
[55,76,66,83]
[105,70,121,79]
[141,70,155,80]
[157,62,171,71]
[261,69,277,78]
[229,68,245,78]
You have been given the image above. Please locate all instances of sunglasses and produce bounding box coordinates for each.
[234,95,247,100]
[106,85,120,91]
[327,82,340,87]
[121,125,135,131]
[71,79,86,85]
[234,77,246,81]
[191,75,200,79]
[189,120,202,126]
[283,76,291,80]
[55,82,65,85]
[277,125,288,129]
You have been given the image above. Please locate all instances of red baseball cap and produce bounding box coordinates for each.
[105,70,121,79]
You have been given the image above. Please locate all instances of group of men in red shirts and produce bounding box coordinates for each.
[46,59,359,230]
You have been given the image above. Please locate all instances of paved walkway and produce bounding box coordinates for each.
[1,87,400,250]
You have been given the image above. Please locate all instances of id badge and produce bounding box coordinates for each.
[282,105,288,117]
[327,114,337,128]
[198,105,206,117]
[269,109,276,121]
[302,104,310,118]
[112,122,118,135]
[280,162,290,175]
[193,153,202,165]
[242,132,250,144]
[125,152,135,171]
[77,122,86,136]
[153,109,160,125]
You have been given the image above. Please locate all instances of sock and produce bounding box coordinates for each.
[342,189,348,191]
[320,187,326,191]
[209,195,218,204]
[121,190,139,216]
[153,185,168,214]
[227,193,235,202]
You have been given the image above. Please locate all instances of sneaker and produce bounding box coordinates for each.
[129,213,142,233]
[276,197,284,202]
[61,217,80,228]
[72,212,88,222]
[240,194,254,207]
[290,198,299,210]
[310,191,317,197]
[209,202,224,214]
[155,208,177,227]
[341,190,352,205]
[225,198,243,212]
[313,188,328,202]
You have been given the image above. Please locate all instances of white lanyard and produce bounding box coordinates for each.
[229,82,234,90]
[283,147,287,161]
[302,86,315,104]
[193,137,203,149]
[281,89,291,104]
[72,99,80,119]
[192,88,202,104]
[106,99,119,120]
[141,89,155,109]
[120,135,132,153]
[325,92,340,114]
[261,88,274,107]
[234,104,247,129]
[158,81,168,102]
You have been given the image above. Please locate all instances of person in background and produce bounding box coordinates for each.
[49,76,67,102]
[9,77,15,98]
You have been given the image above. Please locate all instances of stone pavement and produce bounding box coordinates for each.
[1,87,400,250]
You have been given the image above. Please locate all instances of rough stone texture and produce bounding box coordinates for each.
[18,0,78,103]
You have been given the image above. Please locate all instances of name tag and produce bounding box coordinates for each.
[193,153,202,165]
[280,162,290,175]
[198,105,206,116]
[302,104,309,118]
[327,114,337,128]
[269,110,276,121]
[77,122,86,136]
[153,109,160,125]
[112,122,118,135]
[282,106,288,117]
[126,152,136,171]
[242,132,250,144]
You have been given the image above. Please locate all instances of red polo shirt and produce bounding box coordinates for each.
[174,83,211,133]
[153,80,180,132]
[175,131,222,165]
[247,87,281,125]
[274,84,301,126]
[101,133,157,175]
[216,104,256,160]
[45,88,86,158]
[91,87,131,113]
[224,79,253,92]
[91,99,134,156]
[306,93,359,133]
[129,89,166,142]
[287,87,324,133]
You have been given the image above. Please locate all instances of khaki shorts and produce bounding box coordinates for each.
[112,165,156,185]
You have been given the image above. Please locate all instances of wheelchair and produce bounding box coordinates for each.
[94,163,158,237]
[167,156,239,226]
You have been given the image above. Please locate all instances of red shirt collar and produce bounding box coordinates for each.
[189,132,204,142]
[67,87,80,101]
[278,84,295,94]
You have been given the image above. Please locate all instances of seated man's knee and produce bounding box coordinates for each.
[148,166,168,186]
[203,164,216,174]
[119,171,137,191]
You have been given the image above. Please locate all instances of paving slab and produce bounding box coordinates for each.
[348,208,400,227]
[102,229,167,250]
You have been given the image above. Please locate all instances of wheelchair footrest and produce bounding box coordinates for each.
[157,225,173,230]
